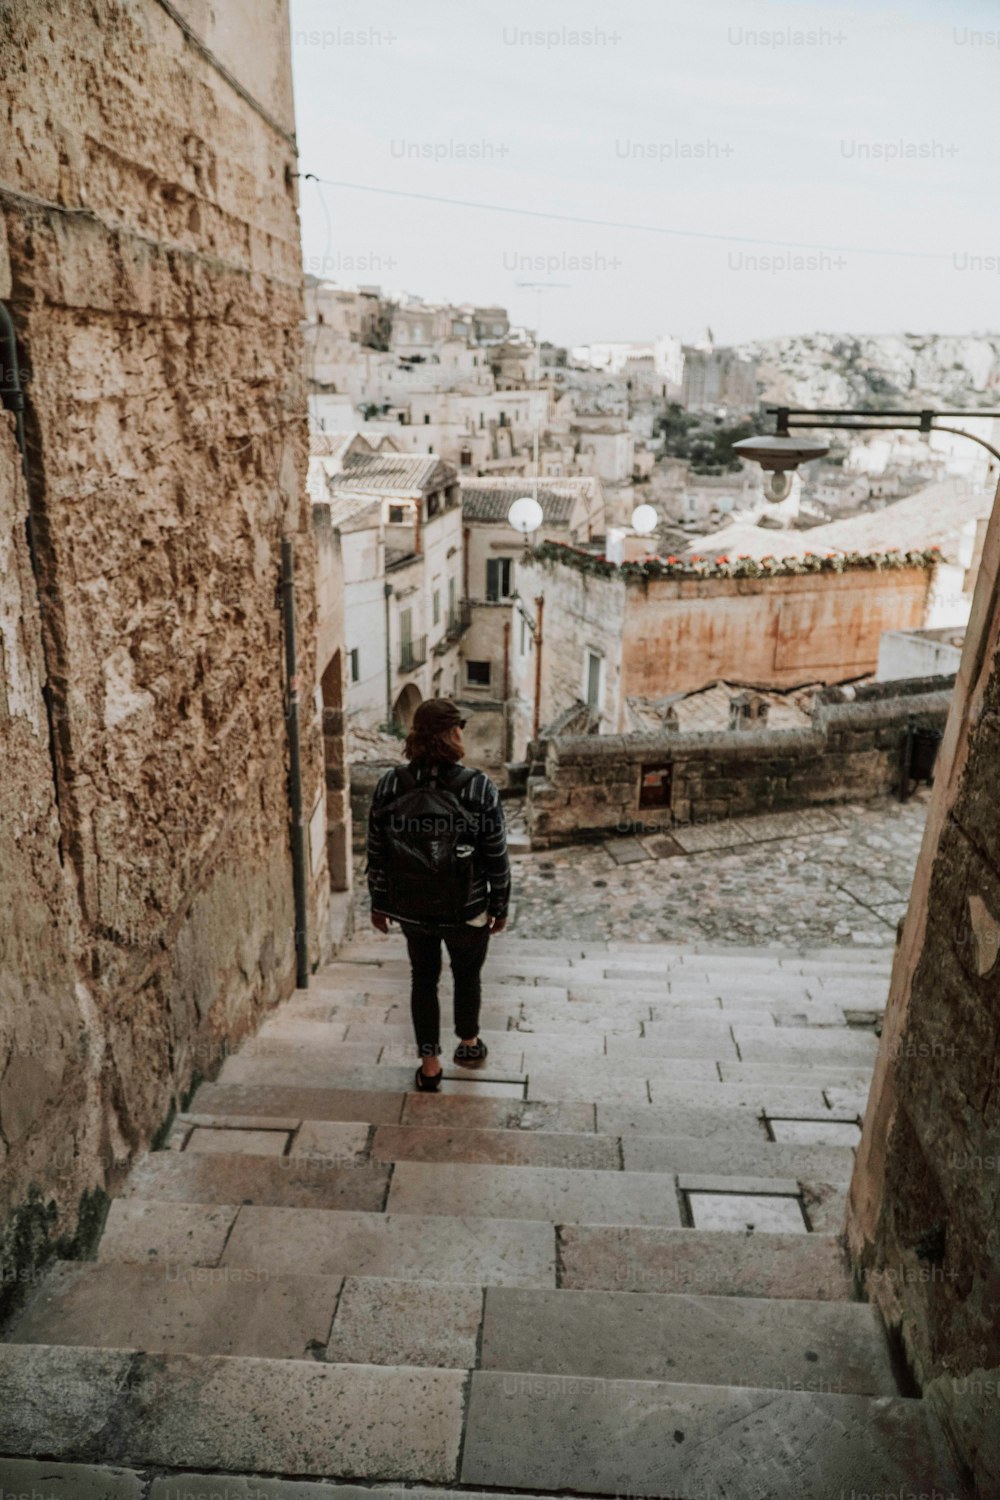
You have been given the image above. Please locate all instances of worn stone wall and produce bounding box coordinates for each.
[526,687,951,845]
[847,488,1000,1494]
[511,554,626,759]
[0,0,323,1313]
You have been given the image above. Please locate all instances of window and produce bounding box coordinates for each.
[349,648,360,683]
[427,491,440,518]
[400,608,413,649]
[466,660,491,687]
[423,413,431,424]
[486,557,512,601]
[448,576,456,618]
[432,589,440,625]
[585,650,603,709]
[388,504,406,523]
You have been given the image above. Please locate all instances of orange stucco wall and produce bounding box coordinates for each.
[621,567,932,698]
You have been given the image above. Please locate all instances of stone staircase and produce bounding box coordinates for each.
[0,935,971,1499]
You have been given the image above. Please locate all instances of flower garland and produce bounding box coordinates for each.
[531,539,943,581]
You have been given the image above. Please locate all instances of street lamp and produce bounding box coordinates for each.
[631,503,658,535]
[734,407,1000,499]
[508,494,544,556]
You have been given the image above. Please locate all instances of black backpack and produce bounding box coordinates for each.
[379,763,480,922]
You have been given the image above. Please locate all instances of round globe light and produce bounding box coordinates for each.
[631,503,658,535]
[508,496,544,535]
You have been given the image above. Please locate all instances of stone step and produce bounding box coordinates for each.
[460,1370,963,1498]
[216,1055,527,1097]
[219,1204,557,1286]
[718,1064,874,1089]
[595,1101,861,1137]
[162,1111,857,1183]
[5,1259,343,1361]
[479,1284,898,1396]
[0,1344,466,1482]
[372,1123,620,1170]
[117,1150,390,1212]
[386,1161,684,1226]
[8,1266,880,1397]
[191,1080,597,1134]
[558,1222,855,1298]
[191,1081,409,1123]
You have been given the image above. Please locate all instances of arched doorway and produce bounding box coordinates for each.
[393,682,422,730]
[320,650,350,892]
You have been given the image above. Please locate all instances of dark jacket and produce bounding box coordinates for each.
[367,759,511,925]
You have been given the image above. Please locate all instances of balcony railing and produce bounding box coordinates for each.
[399,636,427,672]
[445,600,472,640]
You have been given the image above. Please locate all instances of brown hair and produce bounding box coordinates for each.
[404,725,462,764]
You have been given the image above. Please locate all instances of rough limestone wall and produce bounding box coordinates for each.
[847,488,1000,1495]
[0,0,322,1309]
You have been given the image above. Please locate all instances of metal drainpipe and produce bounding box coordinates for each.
[1,300,66,847]
[280,537,309,989]
[532,594,545,741]
[384,581,394,727]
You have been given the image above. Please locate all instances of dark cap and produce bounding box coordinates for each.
[412,698,466,733]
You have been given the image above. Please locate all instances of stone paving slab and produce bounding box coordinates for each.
[647,1081,831,1112]
[325,1276,482,1369]
[98,1199,238,1266]
[0,1459,145,1499]
[0,1344,466,1481]
[6,1260,340,1359]
[825,1087,873,1114]
[525,1071,653,1104]
[216,1057,527,1094]
[596,1103,770,1139]
[558,1224,855,1299]
[718,1064,874,1088]
[622,1134,856,1181]
[372,1124,620,1170]
[237,1037,383,1065]
[121,1152,390,1212]
[290,1121,371,1161]
[532,1055,724,1082]
[687,1191,808,1233]
[479,1285,899,1395]
[388,1161,683,1226]
[221,1206,557,1287]
[605,1033,741,1060]
[185,1126,291,1156]
[769,1117,862,1146]
[461,1369,964,1497]
[190,1083,407,1124]
[399,1094,595,1132]
[733,1024,879,1054]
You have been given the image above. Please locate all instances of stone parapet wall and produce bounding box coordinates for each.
[526,688,952,845]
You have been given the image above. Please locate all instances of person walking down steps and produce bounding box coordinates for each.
[367,698,511,1092]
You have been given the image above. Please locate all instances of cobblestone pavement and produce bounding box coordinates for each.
[354,791,932,949]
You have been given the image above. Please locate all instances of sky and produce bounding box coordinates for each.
[290,0,999,348]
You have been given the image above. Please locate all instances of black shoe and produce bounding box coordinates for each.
[454,1039,489,1067]
[414,1065,443,1092]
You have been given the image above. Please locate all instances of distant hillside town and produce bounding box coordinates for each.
[303,277,998,781]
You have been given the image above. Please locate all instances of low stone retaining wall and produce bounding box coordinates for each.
[526,686,953,846]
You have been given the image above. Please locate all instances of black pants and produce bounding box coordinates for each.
[400,921,491,1057]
